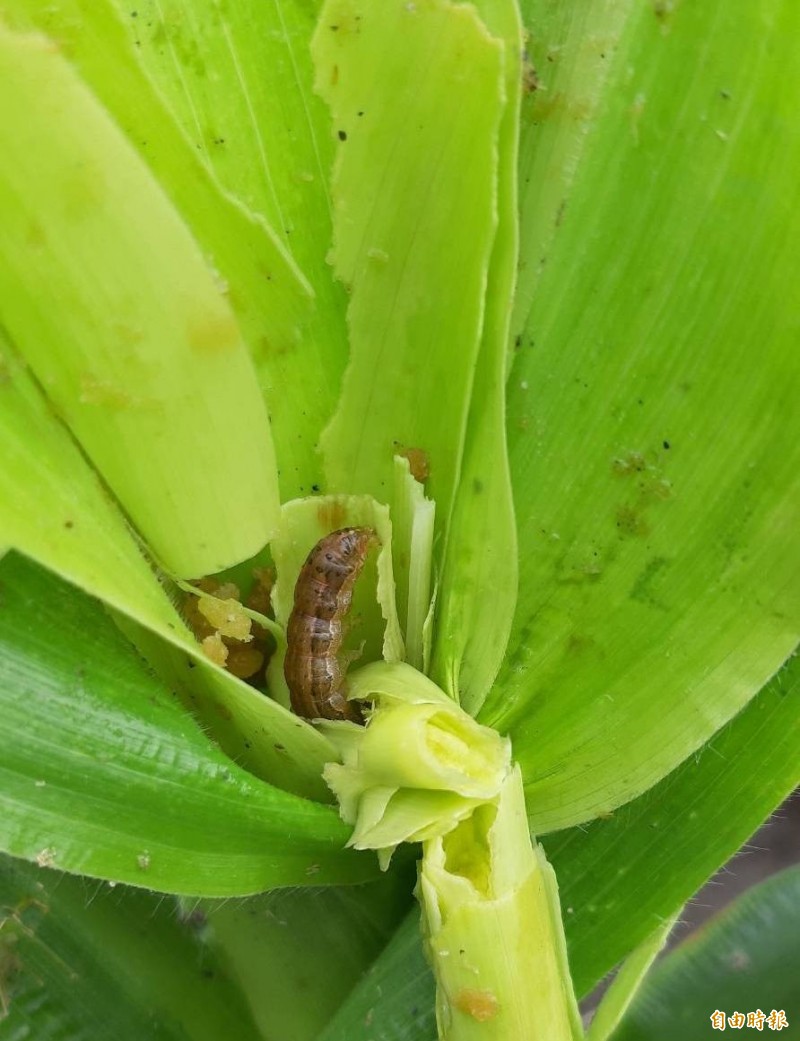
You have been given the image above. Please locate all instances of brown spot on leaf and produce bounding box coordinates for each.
[316,499,349,531]
[453,988,500,1022]
[396,445,430,482]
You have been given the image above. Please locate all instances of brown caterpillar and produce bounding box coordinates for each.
[284,527,376,722]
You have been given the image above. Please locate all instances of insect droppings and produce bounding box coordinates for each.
[284,527,377,722]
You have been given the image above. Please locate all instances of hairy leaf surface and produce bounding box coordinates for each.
[0,855,262,1040]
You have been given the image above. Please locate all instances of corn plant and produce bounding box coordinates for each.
[0,1,798,1039]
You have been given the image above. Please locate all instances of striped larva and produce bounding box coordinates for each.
[284,527,377,722]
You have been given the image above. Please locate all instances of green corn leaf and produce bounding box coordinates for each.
[428,270,518,715]
[485,0,800,831]
[0,853,263,1040]
[0,552,376,894]
[513,0,638,334]
[0,22,280,578]
[0,342,334,800]
[393,457,436,671]
[110,611,335,802]
[0,338,189,648]
[314,910,434,1041]
[314,0,505,540]
[2,0,329,505]
[427,0,521,714]
[200,870,413,1041]
[109,0,351,497]
[545,651,800,997]
[609,866,800,1040]
[586,915,677,1041]
[3,0,315,357]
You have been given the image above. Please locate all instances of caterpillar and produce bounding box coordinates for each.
[284,527,376,722]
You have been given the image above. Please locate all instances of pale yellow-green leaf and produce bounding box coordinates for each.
[314,0,505,544]
[2,0,314,368]
[109,0,352,497]
[429,0,521,714]
[393,456,436,672]
[0,23,278,577]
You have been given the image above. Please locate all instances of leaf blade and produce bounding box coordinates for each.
[609,866,800,1039]
[202,872,413,1041]
[0,854,264,1041]
[545,651,800,997]
[429,0,522,714]
[0,553,375,894]
[109,0,352,497]
[0,23,279,577]
[314,0,505,556]
[488,0,800,830]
